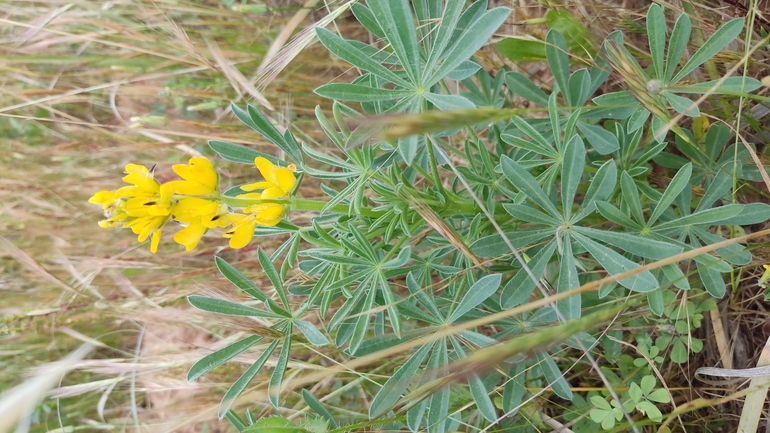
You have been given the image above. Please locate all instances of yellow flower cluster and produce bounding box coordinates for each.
[89,157,295,253]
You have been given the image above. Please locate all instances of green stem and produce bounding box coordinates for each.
[216,195,385,218]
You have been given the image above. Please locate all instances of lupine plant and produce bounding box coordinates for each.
[90,1,770,431]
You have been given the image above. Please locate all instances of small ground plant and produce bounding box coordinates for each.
[88,1,770,431]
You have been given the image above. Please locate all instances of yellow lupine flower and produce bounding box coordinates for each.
[221,157,296,249]
[222,204,285,249]
[239,157,296,198]
[166,157,219,196]
[171,198,229,251]
[89,164,173,254]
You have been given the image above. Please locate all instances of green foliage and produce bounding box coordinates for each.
[184,1,768,431]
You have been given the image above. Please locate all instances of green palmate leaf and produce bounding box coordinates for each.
[496,37,546,62]
[187,335,262,382]
[558,238,581,319]
[469,372,496,421]
[215,256,269,303]
[238,104,303,163]
[505,71,550,105]
[447,274,502,323]
[665,92,700,117]
[187,296,284,319]
[424,92,476,110]
[711,202,770,225]
[269,332,293,409]
[508,116,558,156]
[294,320,329,346]
[368,0,421,84]
[545,29,571,102]
[574,227,682,260]
[591,91,638,119]
[576,121,619,154]
[501,241,558,308]
[382,246,412,269]
[500,156,561,218]
[302,389,339,427]
[369,342,434,418]
[572,233,659,292]
[447,60,481,80]
[427,338,450,433]
[423,0,465,74]
[470,228,555,258]
[504,204,560,226]
[399,134,419,165]
[700,265,726,298]
[536,351,573,400]
[664,13,692,82]
[315,83,412,102]
[502,362,527,414]
[314,106,345,149]
[646,4,666,80]
[647,289,665,315]
[349,283,377,354]
[654,204,744,230]
[568,69,591,106]
[219,339,280,418]
[209,140,284,166]
[407,272,442,320]
[561,135,585,220]
[595,201,641,229]
[573,160,617,222]
[424,7,511,86]
[672,17,745,84]
[350,3,385,39]
[315,28,412,88]
[258,248,290,310]
[669,77,762,94]
[649,163,692,225]
[620,172,644,224]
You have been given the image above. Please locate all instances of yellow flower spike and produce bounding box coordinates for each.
[166,157,219,196]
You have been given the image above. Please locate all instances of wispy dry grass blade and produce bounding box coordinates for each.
[252,0,354,93]
[737,335,770,432]
[0,344,92,433]
[204,37,274,110]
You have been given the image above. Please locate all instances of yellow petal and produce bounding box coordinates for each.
[260,187,287,200]
[165,180,209,196]
[174,223,207,252]
[151,229,162,253]
[274,167,296,193]
[122,173,159,193]
[235,192,265,200]
[125,164,149,176]
[88,190,116,206]
[228,218,256,249]
[171,198,219,218]
[189,158,218,189]
[254,204,285,226]
[254,157,277,184]
[239,181,273,192]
